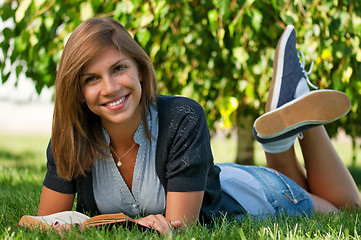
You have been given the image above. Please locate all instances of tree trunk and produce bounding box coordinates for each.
[235,109,255,165]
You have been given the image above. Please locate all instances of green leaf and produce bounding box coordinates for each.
[14,37,26,52]
[34,0,46,8]
[356,49,361,62]
[136,29,151,48]
[16,65,23,78]
[21,31,30,43]
[80,2,93,21]
[228,23,235,38]
[90,0,102,10]
[271,0,277,9]
[149,43,160,61]
[114,1,134,18]
[15,0,32,22]
[342,66,353,83]
[251,9,262,31]
[2,71,11,84]
[232,47,249,63]
[2,28,13,40]
[208,9,218,37]
[139,12,154,27]
[0,3,15,21]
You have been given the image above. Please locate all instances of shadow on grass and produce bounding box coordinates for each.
[0,148,46,172]
[0,149,36,161]
[348,166,361,187]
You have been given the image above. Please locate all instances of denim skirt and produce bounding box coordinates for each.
[217,163,314,218]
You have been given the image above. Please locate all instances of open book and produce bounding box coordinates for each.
[18,211,152,231]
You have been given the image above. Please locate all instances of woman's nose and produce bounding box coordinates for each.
[101,75,120,95]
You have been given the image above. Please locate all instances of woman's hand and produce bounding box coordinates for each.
[52,222,85,238]
[136,214,183,235]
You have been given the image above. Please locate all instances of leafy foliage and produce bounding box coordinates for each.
[1,0,361,163]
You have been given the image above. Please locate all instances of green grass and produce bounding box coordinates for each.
[1,133,361,239]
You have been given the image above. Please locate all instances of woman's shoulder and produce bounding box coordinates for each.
[156,95,205,115]
[156,95,208,136]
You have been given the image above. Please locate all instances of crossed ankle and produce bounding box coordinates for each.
[261,135,297,154]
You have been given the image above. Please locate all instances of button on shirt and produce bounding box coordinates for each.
[92,104,166,218]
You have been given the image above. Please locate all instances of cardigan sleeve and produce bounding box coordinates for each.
[43,140,76,194]
[158,96,216,192]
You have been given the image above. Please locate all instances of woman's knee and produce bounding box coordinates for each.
[309,193,339,213]
[310,191,361,212]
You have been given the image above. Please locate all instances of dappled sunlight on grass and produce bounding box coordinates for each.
[0,134,48,170]
[211,133,361,168]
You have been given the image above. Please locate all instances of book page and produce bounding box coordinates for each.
[26,211,90,225]
[83,213,130,226]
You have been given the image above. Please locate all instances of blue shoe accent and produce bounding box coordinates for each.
[265,25,316,112]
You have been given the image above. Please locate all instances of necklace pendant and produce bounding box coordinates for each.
[110,143,136,168]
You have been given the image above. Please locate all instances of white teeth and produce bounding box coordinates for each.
[106,96,126,107]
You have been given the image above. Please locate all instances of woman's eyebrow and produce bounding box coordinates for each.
[109,59,124,69]
[81,58,128,77]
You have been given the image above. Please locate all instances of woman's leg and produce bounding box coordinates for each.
[254,25,360,212]
[265,146,308,190]
[299,126,361,209]
[264,126,361,211]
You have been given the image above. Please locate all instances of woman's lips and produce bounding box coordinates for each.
[103,94,129,110]
[105,95,127,107]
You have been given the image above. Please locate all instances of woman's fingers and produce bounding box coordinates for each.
[170,220,184,229]
[52,222,84,238]
[136,214,174,235]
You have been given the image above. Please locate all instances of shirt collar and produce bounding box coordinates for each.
[101,113,151,146]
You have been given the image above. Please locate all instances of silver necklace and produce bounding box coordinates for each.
[110,142,137,167]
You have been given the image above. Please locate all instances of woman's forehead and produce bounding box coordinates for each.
[82,47,137,75]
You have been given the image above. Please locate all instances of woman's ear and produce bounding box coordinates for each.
[137,72,143,83]
[135,64,142,82]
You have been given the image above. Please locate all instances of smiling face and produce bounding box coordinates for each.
[80,46,142,131]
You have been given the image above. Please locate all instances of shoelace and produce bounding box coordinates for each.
[298,50,318,90]
[297,132,303,140]
[297,50,317,140]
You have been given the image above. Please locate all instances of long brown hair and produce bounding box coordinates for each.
[52,18,157,180]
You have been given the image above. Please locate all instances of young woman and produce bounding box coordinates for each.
[37,18,361,234]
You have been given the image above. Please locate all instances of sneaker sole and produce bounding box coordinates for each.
[266,25,295,112]
[254,90,351,139]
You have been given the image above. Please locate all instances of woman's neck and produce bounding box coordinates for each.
[103,109,142,148]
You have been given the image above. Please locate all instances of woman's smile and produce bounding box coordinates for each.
[105,95,127,107]
[103,94,129,110]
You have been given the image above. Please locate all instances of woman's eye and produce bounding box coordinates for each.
[84,76,98,84]
[114,64,127,73]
